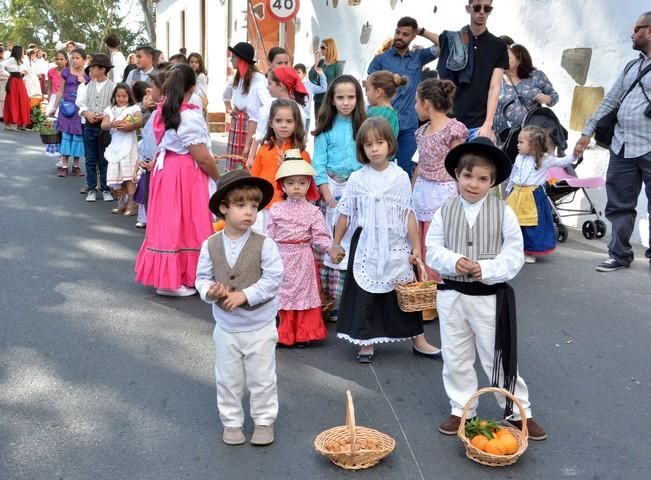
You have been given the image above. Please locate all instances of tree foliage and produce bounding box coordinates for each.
[0,0,153,54]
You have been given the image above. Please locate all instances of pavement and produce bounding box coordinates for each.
[1,129,650,480]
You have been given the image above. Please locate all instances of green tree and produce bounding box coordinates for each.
[0,0,150,54]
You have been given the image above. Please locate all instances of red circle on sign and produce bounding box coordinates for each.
[264,0,300,23]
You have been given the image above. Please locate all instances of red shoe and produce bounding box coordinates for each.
[57,167,68,177]
[71,166,84,176]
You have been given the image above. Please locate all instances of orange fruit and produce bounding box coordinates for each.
[483,438,506,455]
[494,428,511,438]
[497,432,518,455]
[470,434,489,451]
[479,420,489,427]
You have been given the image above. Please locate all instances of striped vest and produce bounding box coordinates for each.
[86,80,115,115]
[441,195,505,283]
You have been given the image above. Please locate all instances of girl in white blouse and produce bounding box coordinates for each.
[506,126,576,263]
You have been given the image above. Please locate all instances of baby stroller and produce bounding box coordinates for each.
[498,106,569,162]
[545,158,606,243]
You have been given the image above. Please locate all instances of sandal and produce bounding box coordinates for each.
[123,202,138,216]
[356,353,374,363]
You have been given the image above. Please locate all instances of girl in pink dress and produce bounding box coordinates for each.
[267,154,331,346]
[134,64,220,296]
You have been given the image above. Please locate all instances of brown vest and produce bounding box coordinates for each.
[207,231,271,311]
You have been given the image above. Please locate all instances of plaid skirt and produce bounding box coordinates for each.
[226,108,248,171]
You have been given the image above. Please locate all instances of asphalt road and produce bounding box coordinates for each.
[1,129,650,480]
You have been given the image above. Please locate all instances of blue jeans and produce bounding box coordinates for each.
[396,127,417,176]
[83,125,109,192]
[466,127,481,141]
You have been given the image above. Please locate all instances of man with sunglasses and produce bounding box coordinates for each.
[367,16,440,176]
[437,0,508,141]
[575,12,651,272]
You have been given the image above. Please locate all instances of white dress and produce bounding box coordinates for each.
[104,104,141,185]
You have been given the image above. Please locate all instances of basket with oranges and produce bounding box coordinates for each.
[457,387,528,467]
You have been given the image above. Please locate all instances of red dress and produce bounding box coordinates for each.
[267,198,331,345]
[3,59,31,126]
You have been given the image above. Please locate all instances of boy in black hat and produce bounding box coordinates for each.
[425,137,547,440]
[195,170,284,447]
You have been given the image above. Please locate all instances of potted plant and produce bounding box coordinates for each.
[31,105,61,144]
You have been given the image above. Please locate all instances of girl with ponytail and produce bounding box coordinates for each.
[135,63,220,297]
[365,70,408,137]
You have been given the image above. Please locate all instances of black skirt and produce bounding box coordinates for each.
[336,228,424,344]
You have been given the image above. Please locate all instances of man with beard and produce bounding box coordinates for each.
[368,16,439,176]
[436,0,508,140]
[575,12,651,272]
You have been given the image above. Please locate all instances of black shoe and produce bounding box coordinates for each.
[356,353,374,363]
[412,346,443,360]
[595,258,629,272]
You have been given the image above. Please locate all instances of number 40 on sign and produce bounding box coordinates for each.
[265,0,300,23]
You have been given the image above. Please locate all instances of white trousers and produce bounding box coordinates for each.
[213,320,278,427]
[437,290,532,420]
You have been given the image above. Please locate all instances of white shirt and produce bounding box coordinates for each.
[196,229,283,333]
[109,50,127,83]
[506,153,575,193]
[76,79,110,123]
[300,72,328,121]
[426,195,524,285]
[3,57,27,74]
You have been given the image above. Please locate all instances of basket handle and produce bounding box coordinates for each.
[414,258,429,283]
[457,386,528,438]
[345,390,357,454]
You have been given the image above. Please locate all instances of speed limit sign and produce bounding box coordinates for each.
[265,0,300,23]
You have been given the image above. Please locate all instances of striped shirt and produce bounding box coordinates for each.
[583,53,651,158]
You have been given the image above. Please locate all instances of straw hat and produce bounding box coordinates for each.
[276,158,317,181]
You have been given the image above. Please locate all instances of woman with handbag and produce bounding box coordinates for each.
[2,45,31,130]
[48,48,89,177]
[494,44,558,140]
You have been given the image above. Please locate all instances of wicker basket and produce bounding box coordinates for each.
[314,391,396,470]
[395,259,437,312]
[215,153,247,172]
[457,387,529,467]
[40,132,61,145]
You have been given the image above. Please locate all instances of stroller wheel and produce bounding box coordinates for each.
[595,220,607,239]
[582,220,596,239]
[557,224,569,243]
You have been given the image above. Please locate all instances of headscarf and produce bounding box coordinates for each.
[272,66,308,97]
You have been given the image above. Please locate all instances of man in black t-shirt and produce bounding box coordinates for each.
[437,0,509,140]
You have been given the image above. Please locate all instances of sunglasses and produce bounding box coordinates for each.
[633,24,649,34]
[319,46,327,50]
[471,5,494,13]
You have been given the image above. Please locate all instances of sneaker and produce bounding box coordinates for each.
[223,427,246,446]
[595,258,628,272]
[250,424,274,446]
[524,254,537,264]
[156,285,197,297]
[135,222,146,229]
[85,190,97,202]
[102,191,114,202]
[438,415,462,435]
[507,418,547,441]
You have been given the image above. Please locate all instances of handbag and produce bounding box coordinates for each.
[60,100,78,118]
[595,61,651,149]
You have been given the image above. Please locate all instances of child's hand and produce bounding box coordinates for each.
[222,290,247,311]
[206,282,228,301]
[328,245,345,264]
[455,257,476,276]
[469,262,482,281]
[409,248,422,265]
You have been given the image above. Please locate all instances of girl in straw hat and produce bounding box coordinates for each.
[267,155,332,346]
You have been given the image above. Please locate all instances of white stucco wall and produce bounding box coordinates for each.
[155,0,649,244]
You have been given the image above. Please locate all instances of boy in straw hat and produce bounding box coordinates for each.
[195,170,283,446]
[425,137,547,441]
[267,151,332,347]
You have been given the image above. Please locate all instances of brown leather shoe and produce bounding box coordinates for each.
[438,415,462,435]
[508,418,547,441]
[57,167,68,177]
[71,166,84,176]
[111,203,127,214]
[123,202,138,216]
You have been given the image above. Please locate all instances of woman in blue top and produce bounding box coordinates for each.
[494,44,559,134]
